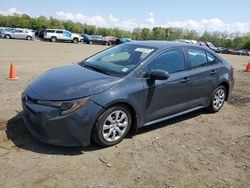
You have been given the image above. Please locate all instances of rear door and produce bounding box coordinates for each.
[142,48,192,124]
[55,30,64,40]
[12,29,23,38]
[186,48,221,108]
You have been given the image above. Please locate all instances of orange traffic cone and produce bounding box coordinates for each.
[7,63,19,80]
[246,60,250,72]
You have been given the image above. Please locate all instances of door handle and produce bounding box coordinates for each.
[180,77,190,83]
[210,70,217,75]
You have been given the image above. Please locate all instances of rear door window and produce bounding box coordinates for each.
[46,30,55,33]
[187,49,208,68]
[187,48,218,68]
[56,30,63,34]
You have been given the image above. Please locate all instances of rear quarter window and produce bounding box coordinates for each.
[56,30,63,34]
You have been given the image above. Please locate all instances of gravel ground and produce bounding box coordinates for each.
[0,39,249,188]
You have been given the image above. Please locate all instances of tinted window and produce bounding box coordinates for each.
[56,30,63,34]
[188,48,218,68]
[63,31,71,36]
[46,30,55,33]
[145,49,185,74]
[188,48,208,68]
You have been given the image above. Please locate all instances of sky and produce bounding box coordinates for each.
[0,0,250,33]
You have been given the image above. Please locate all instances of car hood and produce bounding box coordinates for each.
[28,64,120,100]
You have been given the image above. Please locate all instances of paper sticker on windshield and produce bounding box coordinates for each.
[135,48,154,54]
[122,68,128,72]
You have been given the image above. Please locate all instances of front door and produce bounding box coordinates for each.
[142,48,191,124]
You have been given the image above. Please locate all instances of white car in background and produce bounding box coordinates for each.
[43,29,83,44]
[1,28,35,40]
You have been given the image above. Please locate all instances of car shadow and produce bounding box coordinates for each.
[5,112,103,156]
[136,109,206,135]
[6,109,207,155]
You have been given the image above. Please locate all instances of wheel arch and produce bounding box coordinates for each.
[91,101,139,138]
[4,34,11,38]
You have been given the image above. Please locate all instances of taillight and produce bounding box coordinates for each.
[230,65,234,71]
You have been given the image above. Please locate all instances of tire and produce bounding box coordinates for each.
[5,35,11,39]
[88,41,93,45]
[104,41,110,46]
[26,36,32,40]
[206,85,226,113]
[73,38,78,44]
[92,105,132,147]
[51,37,57,42]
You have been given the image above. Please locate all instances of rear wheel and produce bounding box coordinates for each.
[206,85,226,113]
[51,37,57,42]
[104,41,110,46]
[92,105,131,147]
[26,36,32,40]
[5,35,11,39]
[73,38,78,44]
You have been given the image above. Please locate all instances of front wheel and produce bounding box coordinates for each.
[92,105,132,147]
[5,35,11,39]
[206,85,226,113]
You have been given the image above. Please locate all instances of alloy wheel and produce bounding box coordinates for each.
[212,88,225,110]
[102,110,128,142]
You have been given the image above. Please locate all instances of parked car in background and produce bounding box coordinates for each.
[117,38,133,44]
[106,36,118,45]
[205,42,220,53]
[22,41,234,147]
[198,41,207,47]
[236,49,249,56]
[82,34,111,45]
[0,27,10,36]
[175,39,192,44]
[35,29,46,39]
[218,47,229,54]
[43,29,83,44]
[0,28,35,40]
[228,49,237,55]
[82,34,92,44]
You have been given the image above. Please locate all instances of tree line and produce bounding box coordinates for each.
[0,14,250,49]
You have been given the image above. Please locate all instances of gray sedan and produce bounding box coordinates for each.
[22,41,234,147]
[1,29,35,40]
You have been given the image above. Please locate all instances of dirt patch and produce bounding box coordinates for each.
[229,94,250,106]
[0,121,6,131]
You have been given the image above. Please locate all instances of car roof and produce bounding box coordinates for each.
[128,40,204,50]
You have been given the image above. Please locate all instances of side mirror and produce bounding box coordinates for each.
[150,70,170,80]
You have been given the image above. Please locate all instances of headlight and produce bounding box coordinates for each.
[37,98,90,116]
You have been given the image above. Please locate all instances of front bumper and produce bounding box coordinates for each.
[22,98,103,147]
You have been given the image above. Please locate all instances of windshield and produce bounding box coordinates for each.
[81,44,156,76]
